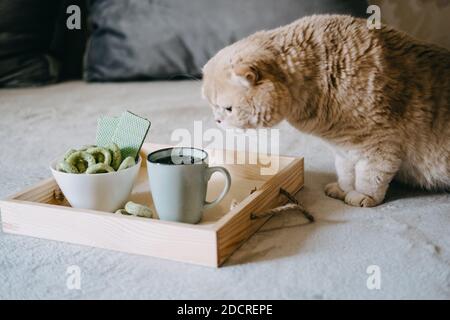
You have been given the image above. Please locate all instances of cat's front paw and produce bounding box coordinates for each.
[344,191,379,207]
[324,182,347,200]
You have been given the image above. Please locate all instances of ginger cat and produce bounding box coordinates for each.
[202,15,450,207]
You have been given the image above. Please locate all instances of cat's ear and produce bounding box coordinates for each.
[232,64,260,87]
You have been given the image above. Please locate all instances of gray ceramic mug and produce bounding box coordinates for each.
[146,147,231,224]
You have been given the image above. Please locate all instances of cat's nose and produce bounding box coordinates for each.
[216,119,221,124]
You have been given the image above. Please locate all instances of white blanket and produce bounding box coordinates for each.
[0,81,449,299]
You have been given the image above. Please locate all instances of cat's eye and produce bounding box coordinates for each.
[225,106,232,112]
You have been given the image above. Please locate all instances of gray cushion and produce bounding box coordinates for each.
[0,0,61,88]
[85,0,368,81]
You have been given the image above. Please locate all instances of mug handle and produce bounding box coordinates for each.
[204,166,231,210]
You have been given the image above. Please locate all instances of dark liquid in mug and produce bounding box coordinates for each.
[155,155,203,165]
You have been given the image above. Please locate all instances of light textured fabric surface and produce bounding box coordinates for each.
[0,81,449,299]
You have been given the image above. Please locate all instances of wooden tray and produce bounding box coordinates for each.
[0,143,304,267]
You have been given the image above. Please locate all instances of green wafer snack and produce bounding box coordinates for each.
[111,111,151,160]
[56,111,149,175]
[96,116,119,147]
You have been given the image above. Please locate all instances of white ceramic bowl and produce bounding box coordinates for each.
[50,156,141,212]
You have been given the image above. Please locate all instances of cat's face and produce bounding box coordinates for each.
[202,50,290,129]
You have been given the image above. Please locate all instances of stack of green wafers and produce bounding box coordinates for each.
[96,111,151,161]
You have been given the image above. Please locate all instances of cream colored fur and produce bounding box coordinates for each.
[202,15,450,207]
